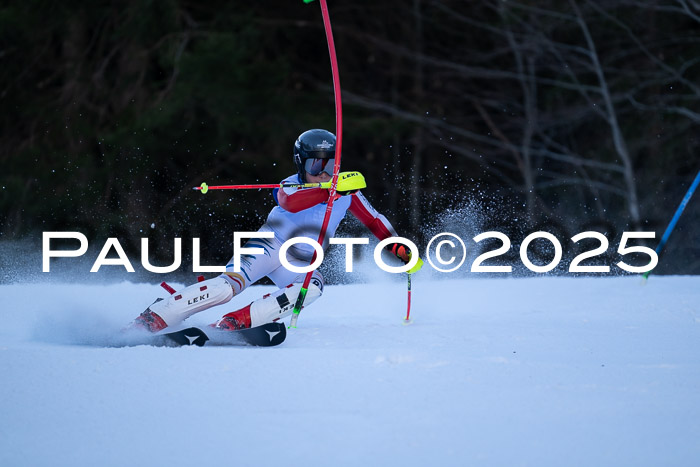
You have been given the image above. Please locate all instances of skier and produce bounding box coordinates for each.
[129,129,422,333]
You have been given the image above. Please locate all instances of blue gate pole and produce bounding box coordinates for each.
[643,169,700,280]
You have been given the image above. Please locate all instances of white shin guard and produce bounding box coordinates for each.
[149,276,234,327]
[249,279,323,328]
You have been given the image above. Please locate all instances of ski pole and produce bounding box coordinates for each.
[643,168,700,280]
[194,181,330,193]
[403,273,412,324]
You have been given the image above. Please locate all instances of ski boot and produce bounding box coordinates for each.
[128,276,235,332]
[213,278,323,330]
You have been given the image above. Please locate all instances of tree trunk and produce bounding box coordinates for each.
[410,0,424,231]
[571,0,641,226]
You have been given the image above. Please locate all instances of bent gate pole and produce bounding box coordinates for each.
[289,0,343,328]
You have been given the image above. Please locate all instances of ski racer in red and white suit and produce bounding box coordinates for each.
[129,130,420,333]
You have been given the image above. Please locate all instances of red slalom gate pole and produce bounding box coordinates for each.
[289,0,343,328]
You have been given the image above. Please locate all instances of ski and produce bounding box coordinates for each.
[158,327,209,347]
[149,322,287,347]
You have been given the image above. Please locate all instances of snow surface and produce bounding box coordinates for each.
[1,276,700,466]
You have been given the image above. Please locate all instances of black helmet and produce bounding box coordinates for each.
[293,129,337,182]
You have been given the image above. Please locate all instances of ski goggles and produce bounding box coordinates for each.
[304,157,335,176]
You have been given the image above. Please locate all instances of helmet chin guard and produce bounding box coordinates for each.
[293,129,336,182]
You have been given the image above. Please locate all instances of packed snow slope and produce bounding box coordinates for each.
[1,276,699,467]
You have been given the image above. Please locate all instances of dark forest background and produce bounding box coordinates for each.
[1,0,699,277]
